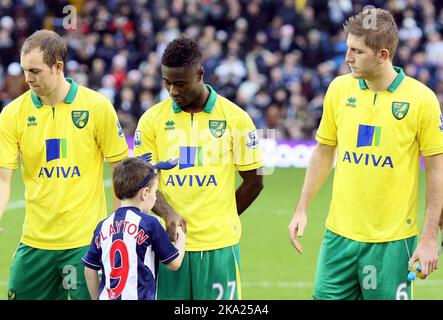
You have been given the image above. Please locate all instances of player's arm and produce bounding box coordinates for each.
[288,143,336,253]
[165,225,186,271]
[134,112,186,241]
[440,213,443,251]
[0,167,13,234]
[410,153,443,276]
[96,97,129,211]
[108,160,124,211]
[236,169,263,215]
[152,191,187,242]
[84,266,100,300]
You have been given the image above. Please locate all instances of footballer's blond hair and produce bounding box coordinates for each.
[344,8,399,60]
[21,30,67,68]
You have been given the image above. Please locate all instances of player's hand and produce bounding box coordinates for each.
[138,152,153,163]
[409,238,439,278]
[288,209,307,254]
[164,211,187,242]
[176,225,186,240]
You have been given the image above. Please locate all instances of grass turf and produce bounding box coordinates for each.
[0,167,441,299]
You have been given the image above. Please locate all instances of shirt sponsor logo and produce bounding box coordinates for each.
[38,166,81,178]
[342,151,393,168]
[165,174,217,187]
[39,138,81,178]
[344,124,393,168]
[165,146,217,187]
[46,138,67,162]
[357,125,381,147]
[179,146,203,170]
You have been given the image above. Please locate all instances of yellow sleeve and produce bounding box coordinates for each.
[96,97,129,162]
[133,110,159,162]
[316,78,338,146]
[0,105,19,169]
[232,109,264,171]
[417,90,443,157]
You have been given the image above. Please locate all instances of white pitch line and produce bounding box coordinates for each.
[242,280,443,288]
[6,200,25,210]
[413,280,443,287]
[242,281,312,288]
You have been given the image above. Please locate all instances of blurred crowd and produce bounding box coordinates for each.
[1,0,443,140]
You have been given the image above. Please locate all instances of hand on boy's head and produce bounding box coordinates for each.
[138,153,152,163]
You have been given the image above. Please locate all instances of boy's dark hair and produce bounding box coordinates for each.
[113,157,157,200]
[162,37,201,68]
[21,30,67,68]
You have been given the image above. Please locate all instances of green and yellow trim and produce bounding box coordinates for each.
[359,66,405,93]
[31,77,78,108]
[172,84,217,113]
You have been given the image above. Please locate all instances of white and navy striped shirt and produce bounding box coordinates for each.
[82,206,178,300]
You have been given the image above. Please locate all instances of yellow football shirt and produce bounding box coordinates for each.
[0,78,129,249]
[134,85,263,251]
[317,67,443,242]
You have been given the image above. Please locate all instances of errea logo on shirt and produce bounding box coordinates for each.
[346,97,357,108]
[165,120,175,131]
[27,116,37,127]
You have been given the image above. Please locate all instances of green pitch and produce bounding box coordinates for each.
[1,167,442,300]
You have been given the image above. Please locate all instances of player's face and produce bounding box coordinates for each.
[20,48,61,98]
[161,64,204,108]
[345,33,379,80]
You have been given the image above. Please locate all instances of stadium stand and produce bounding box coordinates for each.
[1,0,443,140]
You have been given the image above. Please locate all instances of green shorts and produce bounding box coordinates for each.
[157,244,241,300]
[8,243,91,300]
[313,229,416,300]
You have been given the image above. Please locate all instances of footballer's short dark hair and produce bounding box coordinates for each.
[162,37,201,68]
